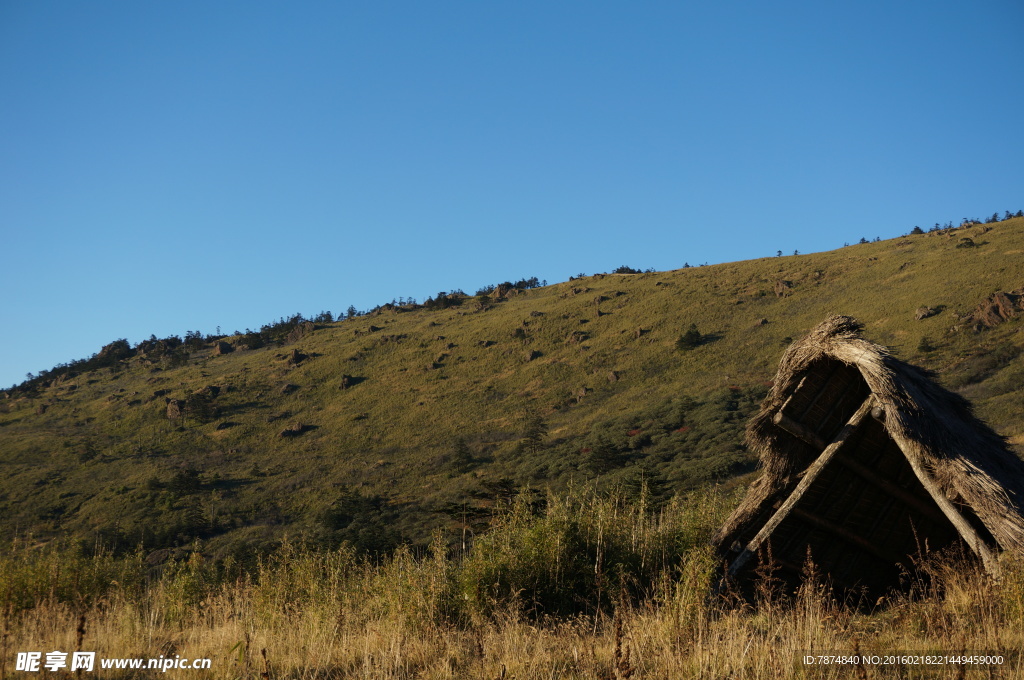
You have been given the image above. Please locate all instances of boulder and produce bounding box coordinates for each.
[286,321,315,344]
[525,350,542,362]
[756,318,770,326]
[774,280,793,297]
[214,341,234,355]
[915,306,939,321]
[607,371,619,382]
[566,331,589,345]
[280,383,299,395]
[288,349,308,365]
[492,283,513,298]
[198,385,221,398]
[166,399,183,420]
[968,289,1023,328]
[279,422,309,438]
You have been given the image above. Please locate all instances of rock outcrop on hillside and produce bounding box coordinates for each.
[967,288,1023,329]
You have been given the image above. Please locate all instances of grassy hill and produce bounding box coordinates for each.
[2,218,1023,560]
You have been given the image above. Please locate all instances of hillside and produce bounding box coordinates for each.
[2,218,1023,560]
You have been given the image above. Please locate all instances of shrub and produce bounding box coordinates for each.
[676,324,702,351]
[458,491,721,619]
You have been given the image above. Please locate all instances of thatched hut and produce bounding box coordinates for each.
[715,316,1024,596]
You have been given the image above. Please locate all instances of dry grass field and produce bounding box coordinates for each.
[4,490,1023,679]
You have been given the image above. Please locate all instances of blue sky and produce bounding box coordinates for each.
[1,0,1022,388]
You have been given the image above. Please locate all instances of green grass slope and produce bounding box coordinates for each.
[2,218,1023,558]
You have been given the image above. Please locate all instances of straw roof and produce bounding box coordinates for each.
[715,315,1024,591]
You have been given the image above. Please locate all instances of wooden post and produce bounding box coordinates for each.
[890,436,1001,576]
[727,397,875,577]
[775,410,950,527]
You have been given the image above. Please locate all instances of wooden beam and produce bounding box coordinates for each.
[774,411,828,450]
[775,408,949,528]
[789,507,901,565]
[728,396,875,577]
[832,452,950,526]
[889,436,1001,576]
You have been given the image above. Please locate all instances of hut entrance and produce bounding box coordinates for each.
[725,358,975,598]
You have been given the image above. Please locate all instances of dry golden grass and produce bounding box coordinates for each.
[4,494,1023,679]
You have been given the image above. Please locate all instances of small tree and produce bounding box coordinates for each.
[910,226,924,235]
[582,435,621,475]
[519,414,548,455]
[183,392,214,424]
[676,324,702,351]
[450,437,475,473]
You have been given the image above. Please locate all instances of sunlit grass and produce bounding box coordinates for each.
[3,489,1022,678]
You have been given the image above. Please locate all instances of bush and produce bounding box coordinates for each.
[458,491,721,619]
[676,324,702,351]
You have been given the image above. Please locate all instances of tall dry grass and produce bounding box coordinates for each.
[3,490,1023,679]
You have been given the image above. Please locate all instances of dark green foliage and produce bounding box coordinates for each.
[621,463,670,507]
[910,226,924,235]
[458,492,717,619]
[184,330,205,351]
[165,346,190,368]
[519,414,548,455]
[946,342,1022,388]
[423,291,465,310]
[183,392,214,423]
[613,265,642,274]
[169,466,202,495]
[138,334,183,358]
[450,437,475,473]
[675,324,702,351]
[581,434,622,474]
[238,329,265,349]
[317,487,403,554]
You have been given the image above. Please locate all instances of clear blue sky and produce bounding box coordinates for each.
[1,1,1022,388]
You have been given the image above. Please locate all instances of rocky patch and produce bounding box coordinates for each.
[774,280,793,298]
[967,288,1024,329]
[279,422,312,438]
